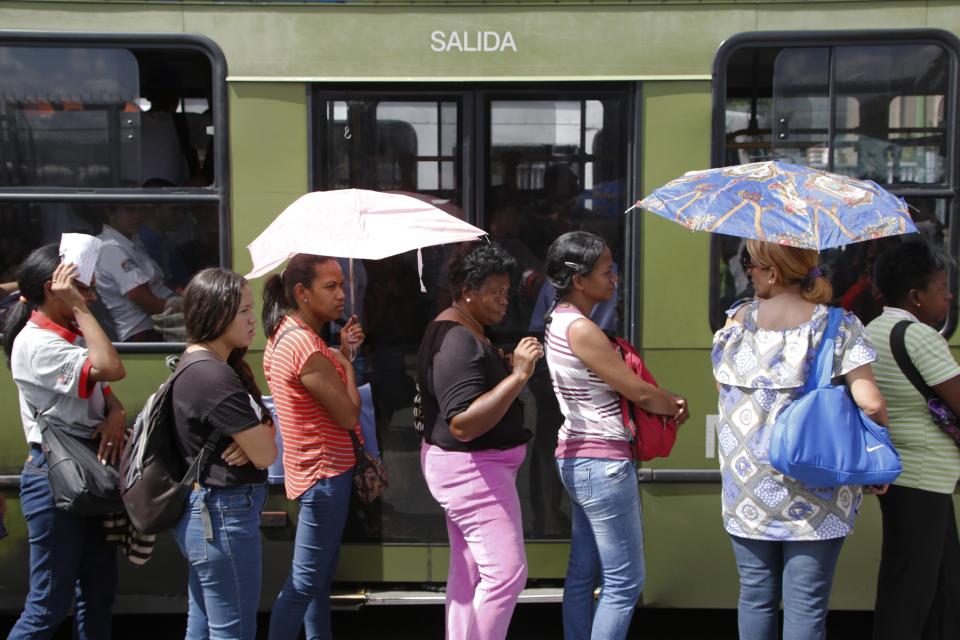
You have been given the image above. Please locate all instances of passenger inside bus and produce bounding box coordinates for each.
[95,203,181,342]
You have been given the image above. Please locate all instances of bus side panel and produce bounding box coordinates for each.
[229,82,309,289]
[639,81,713,352]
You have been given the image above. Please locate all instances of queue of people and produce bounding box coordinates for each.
[2,230,959,640]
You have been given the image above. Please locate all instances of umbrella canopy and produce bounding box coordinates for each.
[246,189,485,279]
[634,161,916,250]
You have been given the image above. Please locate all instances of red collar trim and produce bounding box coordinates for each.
[30,310,82,344]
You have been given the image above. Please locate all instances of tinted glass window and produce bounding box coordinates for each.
[0,46,214,188]
[319,98,461,206]
[714,38,957,332]
[0,201,220,342]
[487,97,626,335]
[0,40,223,347]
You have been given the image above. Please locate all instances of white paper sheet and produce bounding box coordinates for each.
[58,233,103,286]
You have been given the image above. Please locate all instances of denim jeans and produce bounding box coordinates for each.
[8,445,118,640]
[556,457,644,640]
[730,535,845,640]
[421,443,528,640]
[268,469,353,640]
[173,483,267,640]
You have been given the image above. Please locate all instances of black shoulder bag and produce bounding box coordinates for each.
[890,320,960,449]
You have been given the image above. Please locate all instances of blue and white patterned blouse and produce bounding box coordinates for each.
[711,300,877,541]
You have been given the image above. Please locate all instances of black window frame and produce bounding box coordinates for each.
[310,82,642,343]
[0,31,230,353]
[710,29,960,336]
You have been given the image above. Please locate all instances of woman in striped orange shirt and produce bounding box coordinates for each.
[261,253,365,640]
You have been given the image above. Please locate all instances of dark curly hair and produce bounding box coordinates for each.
[874,240,951,307]
[447,241,517,300]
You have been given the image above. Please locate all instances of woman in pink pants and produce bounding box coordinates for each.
[417,242,543,640]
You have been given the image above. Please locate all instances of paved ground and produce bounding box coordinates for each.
[0,605,875,639]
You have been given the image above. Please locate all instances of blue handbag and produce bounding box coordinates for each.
[770,307,902,488]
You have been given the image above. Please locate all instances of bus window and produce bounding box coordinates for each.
[0,201,221,341]
[712,33,959,334]
[486,97,626,336]
[319,98,461,204]
[0,46,214,188]
[0,35,227,348]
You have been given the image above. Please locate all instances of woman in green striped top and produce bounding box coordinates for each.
[867,241,960,640]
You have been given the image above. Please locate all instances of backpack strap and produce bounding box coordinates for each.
[167,352,224,487]
[890,320,936,400]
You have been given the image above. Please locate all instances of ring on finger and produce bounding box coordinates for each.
[106,442,114,447]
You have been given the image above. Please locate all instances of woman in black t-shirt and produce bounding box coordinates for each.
[171,268,277,640]
[416,242,543,640]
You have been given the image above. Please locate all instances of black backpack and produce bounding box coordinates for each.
[119,355,219,534]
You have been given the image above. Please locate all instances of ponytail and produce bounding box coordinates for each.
[801,274,833,305]
[262,253,335,339]
[262,273,289,339]
[542,297,559,330]
[4,244,59,366]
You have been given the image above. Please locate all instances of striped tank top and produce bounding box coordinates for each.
[545,306,631,458]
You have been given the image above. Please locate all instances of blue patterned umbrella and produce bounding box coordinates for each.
[634,161,916,250]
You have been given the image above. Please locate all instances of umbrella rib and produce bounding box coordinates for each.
[706,199,750,233]
[817,203,857,240]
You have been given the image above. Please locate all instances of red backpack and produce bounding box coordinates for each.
[611,336,679,461]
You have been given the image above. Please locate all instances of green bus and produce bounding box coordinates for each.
[0,0,958,615]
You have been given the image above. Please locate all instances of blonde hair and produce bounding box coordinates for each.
[747,239,832,304]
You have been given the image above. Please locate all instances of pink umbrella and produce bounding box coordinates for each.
[245,189,486,280]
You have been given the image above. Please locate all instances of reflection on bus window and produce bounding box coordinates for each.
[320,98,460,203]
[0,46,214,188]
[714,37,956,333]
[487,97,626,335]
[714,201,950,330]
[0,202,219,342]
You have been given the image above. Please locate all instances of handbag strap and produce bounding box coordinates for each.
[890,320,937,401]
[805,307,843,393]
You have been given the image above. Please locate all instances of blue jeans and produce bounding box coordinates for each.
[557,457,644,640]
[8,445,118,640]
[730,535,846,640]
[173,483,267,640]
[268,469,353,640]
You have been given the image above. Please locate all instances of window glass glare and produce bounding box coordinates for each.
[0,46,214,188]
[716,39,956,333]
[832,45,949,184]
[323,98,461,207]
[771,48,831,167]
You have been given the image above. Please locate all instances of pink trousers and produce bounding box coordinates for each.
[421,442,528,640]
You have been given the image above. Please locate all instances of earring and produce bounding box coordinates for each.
[768,279,774,285]
[302,298,308,304]
[465,297,472,303]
